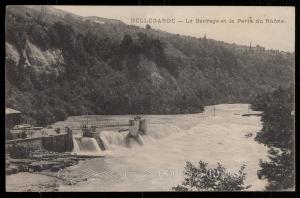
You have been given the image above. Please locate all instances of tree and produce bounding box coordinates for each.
[254,86,294,149]
[258,148,294,190]
[146,24,151,30]
[253,85,295,190]
[172,160,251,191]
[47,22,75,49]
[120,34,134,55]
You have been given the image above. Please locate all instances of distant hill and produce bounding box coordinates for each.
[5,5,295,126]
[83,16,126,25]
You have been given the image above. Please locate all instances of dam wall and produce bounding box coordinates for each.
[6,119,147,157]
[6,130,74,157]
[42,130,73,152]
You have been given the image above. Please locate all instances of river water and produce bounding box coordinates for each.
[52,104,269,191]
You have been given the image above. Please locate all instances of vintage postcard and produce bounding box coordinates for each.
[5,5,295,191]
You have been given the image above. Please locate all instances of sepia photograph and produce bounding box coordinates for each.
[5,5,295,192]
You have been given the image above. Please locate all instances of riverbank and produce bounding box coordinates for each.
[5,148,105,192]
[6,149,105,175]
[6,172,61,192]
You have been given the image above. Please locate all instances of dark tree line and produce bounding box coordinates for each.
[252,85,295,190]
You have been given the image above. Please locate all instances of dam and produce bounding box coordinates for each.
[6,108,148,159]
[5,114,149,176]
[69,117,148,155]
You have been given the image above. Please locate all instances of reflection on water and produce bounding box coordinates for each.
[52,104,269,191]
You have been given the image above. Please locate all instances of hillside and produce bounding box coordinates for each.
[5,5,295,126]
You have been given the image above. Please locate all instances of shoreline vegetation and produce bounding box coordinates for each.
[253,86,294,190]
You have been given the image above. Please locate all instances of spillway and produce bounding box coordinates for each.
[72,137,103,155]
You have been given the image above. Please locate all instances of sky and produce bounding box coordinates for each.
[53,6,295,52]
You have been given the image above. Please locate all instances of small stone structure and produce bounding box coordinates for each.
[139,119,148,135]
[129,119,148,137]
[129,120,140,137]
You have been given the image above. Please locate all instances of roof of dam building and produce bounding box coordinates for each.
[6,108,21,115]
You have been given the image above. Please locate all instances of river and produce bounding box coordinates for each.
[51,104,269,191]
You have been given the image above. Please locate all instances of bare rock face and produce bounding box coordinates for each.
[6,39,65,75]
[23,40,65,75]
[5,42,20,65]
[138,56,164,87]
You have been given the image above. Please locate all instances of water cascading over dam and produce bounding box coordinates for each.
[99,131,145,150]
[72,137,103,155]
[72,137,80,153]
[71,119,148,155]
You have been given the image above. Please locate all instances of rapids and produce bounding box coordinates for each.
[51,104,269,191]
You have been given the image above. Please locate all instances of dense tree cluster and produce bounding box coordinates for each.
[253,86,294,149]
[252,86,295,190]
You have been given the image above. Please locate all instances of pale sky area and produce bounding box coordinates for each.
[53,6,295,52]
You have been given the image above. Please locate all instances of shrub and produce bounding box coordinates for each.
[258,148,294,190]
[172,160,250,191]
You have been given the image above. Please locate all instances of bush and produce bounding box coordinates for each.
[258,149,294,190]
[172,160,251,191]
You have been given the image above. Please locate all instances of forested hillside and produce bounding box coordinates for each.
[5,5,295,126]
